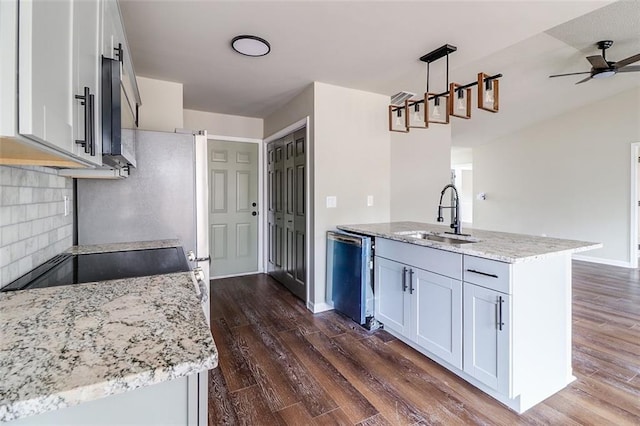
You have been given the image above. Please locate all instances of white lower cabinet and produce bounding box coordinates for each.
[374,239,463,369]
[374,239,575,413]
[463,283,511,395]
[414,268,462,369]
[374,257,410,336]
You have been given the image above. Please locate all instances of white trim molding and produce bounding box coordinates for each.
[307,301,333,314]
[263,117,307,144]
[212,271,261,280]
[572,254,634,269]
[630,142,639,269]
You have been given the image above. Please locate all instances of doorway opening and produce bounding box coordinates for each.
[207,136,263,278]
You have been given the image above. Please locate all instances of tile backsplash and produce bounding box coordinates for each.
[0,166,73,288]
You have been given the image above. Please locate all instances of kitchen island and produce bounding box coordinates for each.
[337,221,601,413]
[0,241,218,424]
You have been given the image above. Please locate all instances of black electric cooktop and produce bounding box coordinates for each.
[1,247,191,292]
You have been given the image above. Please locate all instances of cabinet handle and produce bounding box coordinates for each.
[75,87,91,153]
[466,269,498,279]
[409,269,414,294]
[88,93,95,156]
[402,267,408,292]
[497,296,504,331]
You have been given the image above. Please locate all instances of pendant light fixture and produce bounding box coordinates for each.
[388,45,502,133]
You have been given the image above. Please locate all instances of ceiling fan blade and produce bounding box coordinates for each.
[615,53,640,68]
[575,75,593,85]
[586,55,609,69]
[549,71,592,78]
[616,65,640,73]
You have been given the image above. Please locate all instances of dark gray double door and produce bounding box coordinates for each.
[267,128,306,300]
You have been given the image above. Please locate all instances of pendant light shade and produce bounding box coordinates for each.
[426,94,450,125]
[478,72,499,112]
[449,83,471,119]
[388,105,409,132]
[405,96,428,129]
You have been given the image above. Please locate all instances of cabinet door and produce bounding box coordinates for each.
[413,269,462,369]
[463,283,510,395]
[73,0,102,165]
[374,257,410,337]
[18,0,73,153]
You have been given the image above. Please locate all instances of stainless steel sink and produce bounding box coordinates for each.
[395,231,479,245]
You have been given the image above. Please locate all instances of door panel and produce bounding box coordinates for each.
[413,269,462,368]
[374,257,409,336]
[208,140,258,276]
[267,129,307,300]
[463,283,510,394]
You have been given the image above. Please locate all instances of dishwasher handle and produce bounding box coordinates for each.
[328,232,363,247]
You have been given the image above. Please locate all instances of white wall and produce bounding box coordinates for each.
[390,125,452,222]
[473,87,640,266]
[136,77,184,132]
[313,82,391,308]
[183,109,263,140]
[264,82,391,311]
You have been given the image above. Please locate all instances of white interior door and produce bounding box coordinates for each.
[209,140,259,277]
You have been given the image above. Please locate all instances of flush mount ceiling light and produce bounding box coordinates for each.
[231,35,271,57]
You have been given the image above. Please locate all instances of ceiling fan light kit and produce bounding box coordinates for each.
[548,40,640,85]
[389,44,502,132]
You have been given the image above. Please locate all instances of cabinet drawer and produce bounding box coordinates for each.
[463,256,511,293]
[376,238,462,280]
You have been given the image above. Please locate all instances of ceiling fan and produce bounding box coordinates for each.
[549,40,640,85]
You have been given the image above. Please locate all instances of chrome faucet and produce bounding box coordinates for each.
[437,184,462,235]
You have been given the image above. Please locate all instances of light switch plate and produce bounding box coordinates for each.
[326,196,337,208]
[367,195,374,207]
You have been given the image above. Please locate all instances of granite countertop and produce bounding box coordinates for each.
[0,242,217,423]
[67,239,182,255]
[337,221,602,263]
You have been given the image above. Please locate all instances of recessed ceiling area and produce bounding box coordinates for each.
[118,1,639,147]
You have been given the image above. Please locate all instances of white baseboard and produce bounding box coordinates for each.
[306,301,333,313]
[572,254,634,269]
[211,271,260,280]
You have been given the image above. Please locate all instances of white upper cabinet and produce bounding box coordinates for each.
[18,0,74,153]
[72,0,102,165]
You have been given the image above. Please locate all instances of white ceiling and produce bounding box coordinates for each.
[119,0,640,147]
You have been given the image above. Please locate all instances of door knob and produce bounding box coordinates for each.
[252,202,257,207]
[252,211,257,216]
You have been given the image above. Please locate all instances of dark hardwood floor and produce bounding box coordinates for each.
[208,261,640,425]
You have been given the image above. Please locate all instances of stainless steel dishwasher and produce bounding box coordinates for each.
[326,230,379,330]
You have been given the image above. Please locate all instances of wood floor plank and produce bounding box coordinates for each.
[210,318,257,392]
[384,340,526,426]
[230,384,279,426]
[208,367,240,426]
[279,328,378,424]
[208,262,640,425]
[232,324,300,412]
[274,403,316,426]
[304,331,429,425]
[242,324,339,417]
[313,407,353,425]
[356,413,393,426]
[345,334,495,425]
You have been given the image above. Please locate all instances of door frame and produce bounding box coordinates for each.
[207,134,265,276]
[263,117,311,305]
[631,142,639,269]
